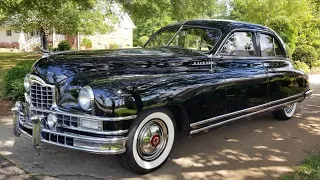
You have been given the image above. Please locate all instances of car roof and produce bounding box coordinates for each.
[163,19,274,34]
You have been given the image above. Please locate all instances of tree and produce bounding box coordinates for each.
[0,0,118,49]
[230,0,314,53]
[120,0,226,46]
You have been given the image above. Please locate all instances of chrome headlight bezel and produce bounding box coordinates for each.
[78,86,94,111]
[24,74,30,93]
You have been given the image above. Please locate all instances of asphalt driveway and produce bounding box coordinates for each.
[0,75,320,180]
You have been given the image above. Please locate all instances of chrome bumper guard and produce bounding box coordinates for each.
[305,89,313,99]
[11,101,129,154]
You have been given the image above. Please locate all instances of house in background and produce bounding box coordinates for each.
[0,28,37,50]
[0,6,135,51]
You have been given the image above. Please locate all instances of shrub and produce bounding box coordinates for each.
[292,45,318,67]
[3,60,36,101]
[48,45,54,51]
[11,42,19,49]
[58,40,71,51]
[294,61,310,74]
[312,60,320,67]
[138,36,149,47]
[108,43,119,49]
[0,42,19,49]
[81,38,92,49]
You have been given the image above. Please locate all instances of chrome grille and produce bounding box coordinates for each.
[30,82,54,109]
[57,114,79,127]
[42,131,74,146]
[32,110,79,128]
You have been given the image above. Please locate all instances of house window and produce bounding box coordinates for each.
[30,31,34,36]
[6,30,12,36]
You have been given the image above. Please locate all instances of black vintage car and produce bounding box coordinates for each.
[12,19,312,174]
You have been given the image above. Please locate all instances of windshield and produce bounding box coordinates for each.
[145,26,222,53]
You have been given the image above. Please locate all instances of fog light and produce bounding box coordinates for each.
[47,114,58,129]
[80,118,102,131]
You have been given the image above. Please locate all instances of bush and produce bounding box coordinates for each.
[81,38,92,49]
[58,40,71,51]
[294,61,310,74]
[0,42,19,49]
[292,45,318,67]
[108,43,119,49]
[3,60,35,100]
[312,60,320,67]
[138,36,149,47]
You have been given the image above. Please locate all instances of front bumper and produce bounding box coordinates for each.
[304,89,313,99]
[12,101,131,154]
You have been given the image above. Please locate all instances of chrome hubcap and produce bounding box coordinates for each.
[285,103,295,114]
[137,119,168,161]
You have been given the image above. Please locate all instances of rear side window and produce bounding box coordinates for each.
[220,32,256,57]
[260,34,285,57]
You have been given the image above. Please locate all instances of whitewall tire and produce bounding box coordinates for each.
[116,108,176,174]
[273,102,297,120]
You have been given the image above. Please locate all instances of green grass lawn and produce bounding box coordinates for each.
[0,52,40,98]
[281,154,320,180]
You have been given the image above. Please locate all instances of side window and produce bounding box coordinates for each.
[220,32,256,56]
[260,34,285,57]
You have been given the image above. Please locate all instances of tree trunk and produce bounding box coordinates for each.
[40,27,48,50]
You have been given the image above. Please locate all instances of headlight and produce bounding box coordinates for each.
[24,74,30,92]
[78,86,94,111]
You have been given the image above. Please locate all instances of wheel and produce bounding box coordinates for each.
[116,108,176,174]
[273,102,297,120]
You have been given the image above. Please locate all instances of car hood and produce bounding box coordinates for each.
[32,47,207,86]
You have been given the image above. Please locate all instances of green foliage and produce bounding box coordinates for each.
[231,0,313,26]
[58,40,71,51]
[138,36,149,47]
[3,60,35,100]
[281,154,320,180]
[294,61,310,74]
[292,45,318,67]
[120,0,227,46]
[81,38,92,49]
[297,18,320,48]
[312,60,320,67]
[108,43,119,49]
[231,0,319,61]
[266,16,297,51]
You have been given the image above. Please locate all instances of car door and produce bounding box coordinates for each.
[216,31,269,115]
[258,33,300,102]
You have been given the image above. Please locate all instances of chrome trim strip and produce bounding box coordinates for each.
[41,139,126,154]
[41,129,127,143]
[30,107,137,122]
[190,98,303,135]
[60,125,128,135]
[190,93,304,128]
